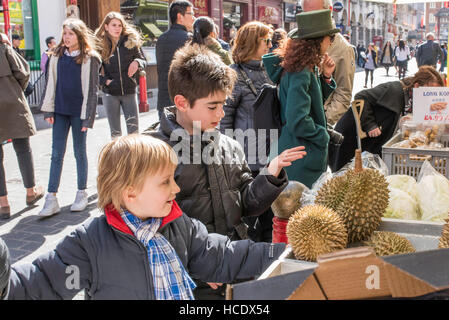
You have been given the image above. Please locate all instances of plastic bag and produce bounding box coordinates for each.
[416,161,449,222]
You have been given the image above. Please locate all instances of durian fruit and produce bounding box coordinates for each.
[286,205,348,262]
[315,151,390,243]
[438,218,449,249]
[363,231,415,256]
[271,181,309,220]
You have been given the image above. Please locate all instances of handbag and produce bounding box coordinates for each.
[237,65,283,153]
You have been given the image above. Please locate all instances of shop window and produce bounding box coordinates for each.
[223,1,243,42]
[120,0,168,47]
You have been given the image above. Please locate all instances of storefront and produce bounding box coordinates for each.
[1,0,40,60]
[220,1,249,42]
[256,1,282,29]
[283,1,297,32]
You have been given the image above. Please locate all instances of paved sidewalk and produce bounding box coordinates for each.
[0,106,159,267]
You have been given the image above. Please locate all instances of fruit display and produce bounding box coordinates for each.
[392,123,449,150]
[315,151,389,243]
[363,231,415,256]
[439,218,449,249]
[271,181,309,220]
[286,205,347,262]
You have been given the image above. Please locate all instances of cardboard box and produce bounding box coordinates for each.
[227,218,448,300]
[228,247,449,300]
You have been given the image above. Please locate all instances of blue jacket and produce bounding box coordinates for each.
[6,202,285,299]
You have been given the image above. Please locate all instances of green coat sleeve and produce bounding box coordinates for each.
[284,72,329,148]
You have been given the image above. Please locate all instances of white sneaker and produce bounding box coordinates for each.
[38,194,60,217]
[70,190,88,212]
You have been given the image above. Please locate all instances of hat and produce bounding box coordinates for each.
[288,9,340,40]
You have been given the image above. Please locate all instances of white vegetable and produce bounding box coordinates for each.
[385,187,421,220]
[386,175,419,201]
[417,174,449,222]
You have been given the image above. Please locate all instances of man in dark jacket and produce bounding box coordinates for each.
[156,0,195,120]
[416,32,443,68]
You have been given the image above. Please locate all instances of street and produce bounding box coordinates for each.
[0,57,430,298]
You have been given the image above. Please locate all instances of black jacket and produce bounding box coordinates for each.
[332,81,408,171]
[417,40,443,67]
[220,61,274,171]
[100,35,147,96]
[144,107,288,240]
[156,24,191,111]
[4,205,285,299]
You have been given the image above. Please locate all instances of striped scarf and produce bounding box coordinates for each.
[120,209,196,300]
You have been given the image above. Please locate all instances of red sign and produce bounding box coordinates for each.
[193,0,208,16]
[258,6,280,25]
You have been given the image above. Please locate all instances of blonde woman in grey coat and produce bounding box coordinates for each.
[0,34,44,219]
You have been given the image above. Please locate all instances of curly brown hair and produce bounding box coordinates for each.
[275,37,324,73]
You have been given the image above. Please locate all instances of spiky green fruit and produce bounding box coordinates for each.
[363,231,415,256]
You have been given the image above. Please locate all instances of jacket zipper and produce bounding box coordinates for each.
[116,46,125,96]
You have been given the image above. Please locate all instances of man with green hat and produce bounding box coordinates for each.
[262,9,338,188]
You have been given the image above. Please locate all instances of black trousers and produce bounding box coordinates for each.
[0,137,35,197]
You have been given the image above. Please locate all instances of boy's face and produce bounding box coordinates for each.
[124,166,180,221]
[175,91,227,134]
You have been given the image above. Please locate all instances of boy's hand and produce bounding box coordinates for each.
[207,282,223,290]
[268,146,307,178]
[0,237,11,299]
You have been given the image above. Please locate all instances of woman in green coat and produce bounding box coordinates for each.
[262,9,339,188]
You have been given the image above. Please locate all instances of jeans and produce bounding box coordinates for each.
[48,113,87,193]
[103,93,139,138]
[0,138,35,197]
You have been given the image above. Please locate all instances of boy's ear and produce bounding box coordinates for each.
[174,94,190,112]
[122,186,137,204]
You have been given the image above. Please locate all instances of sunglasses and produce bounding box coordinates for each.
[261,38,272,45]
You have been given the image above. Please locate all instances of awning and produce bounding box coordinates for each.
[141,22,163,38]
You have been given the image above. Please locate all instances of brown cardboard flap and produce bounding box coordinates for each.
[287,274,327,300]
[286,247,440,300]
[383,262,438,298]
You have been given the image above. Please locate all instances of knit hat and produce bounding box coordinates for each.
[288,9,340,40]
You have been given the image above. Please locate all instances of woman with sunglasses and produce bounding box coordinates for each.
[220,21,274,242]
[262,9,338,189]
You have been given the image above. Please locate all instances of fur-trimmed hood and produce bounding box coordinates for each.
[122,33,142,50]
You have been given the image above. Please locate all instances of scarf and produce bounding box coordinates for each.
[120,209,196,300]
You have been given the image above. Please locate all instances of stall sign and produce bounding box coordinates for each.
[258,6,281,25]
[193,0,208,16]
[413,87,449,123]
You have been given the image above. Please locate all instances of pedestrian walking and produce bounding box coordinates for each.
[220,20,274,242]
[263,9,338,188]
[395,40,410,80]
[38,18,101,217]
[156,0,195,120]
[332,66,444,171]
[416,32,443,69]
[190,16,233,65]
[270,28,287,53]
[0,134,287,300]
[439,43,447,73]
[40,36,57,75]
[380,40,394,76]
[0,35,44,219]
[363,43,377,88]
[95,11,147,138]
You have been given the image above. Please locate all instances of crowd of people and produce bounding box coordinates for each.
[0,0,448,301]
